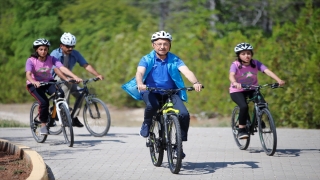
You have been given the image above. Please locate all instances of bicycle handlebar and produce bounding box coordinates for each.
[241,83,281,90]
[146,86,204,93]
[82,77,100,85]
[39,80,74,86]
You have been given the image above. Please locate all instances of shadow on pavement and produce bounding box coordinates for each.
[180,161,259,175]
[275,149,320,157]
[75,133,139,137]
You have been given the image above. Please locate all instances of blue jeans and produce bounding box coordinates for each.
[142,91,190,141]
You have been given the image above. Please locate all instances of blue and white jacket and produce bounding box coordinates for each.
[121,50,188,101]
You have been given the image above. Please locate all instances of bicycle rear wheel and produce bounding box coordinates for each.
[166,114,182,174]
[83,98,111,137]
[148,117,164,167]
[258,108,277,156]
[60,103,74,147]
[29,102,47,143]
[231,106,250,150]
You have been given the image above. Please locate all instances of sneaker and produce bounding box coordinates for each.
[173,147,186,159]
[237,128,249,139]
[72,117,84,127]
[40,126,49,135]
[139,123,149,138]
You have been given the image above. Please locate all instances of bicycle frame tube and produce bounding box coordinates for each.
[70,89,87,118]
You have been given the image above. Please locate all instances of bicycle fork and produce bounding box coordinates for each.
[163,114,174,150]
[55,99,69,126]
[85,96,101,119]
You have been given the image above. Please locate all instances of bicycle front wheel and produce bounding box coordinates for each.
[83,98,111,137]
[29,102,47,143]
[166,114,182,174]
[148,118,164,167]
[231,106,250,150]
[258,108,277,156]
[60,103,74,147]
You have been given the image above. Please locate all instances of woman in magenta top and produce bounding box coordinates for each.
[25,38,82,135]
[229,42,285,139]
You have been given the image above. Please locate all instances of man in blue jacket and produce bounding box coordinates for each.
[122,31,203,158]
[51,32,104,127]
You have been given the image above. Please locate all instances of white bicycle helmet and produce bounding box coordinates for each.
[60,32,76,46]
[151,31,172,42]
[234,42,253,53]
[33,38,51,49]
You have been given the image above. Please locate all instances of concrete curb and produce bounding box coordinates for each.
[0,139,48,180]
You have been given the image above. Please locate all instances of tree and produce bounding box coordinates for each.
[0,0,65,103]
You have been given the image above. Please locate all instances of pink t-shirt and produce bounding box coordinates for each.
[25,56,63,85]
[229,60,267,93]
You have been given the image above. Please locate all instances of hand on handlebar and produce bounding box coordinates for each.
[96,74,104,80]
[137,84,147,91]
[72,77,83,83]
[32,81,41,88]
[193,83,203,92]
[277,80,285,86]
[233,82,242,89]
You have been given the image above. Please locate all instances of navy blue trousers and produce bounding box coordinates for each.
[27,84,64,123]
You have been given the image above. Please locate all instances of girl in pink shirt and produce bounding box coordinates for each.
[25,38,82,135]
[229,42,285,139]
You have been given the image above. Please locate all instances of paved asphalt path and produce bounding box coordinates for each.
[0,127,319,180]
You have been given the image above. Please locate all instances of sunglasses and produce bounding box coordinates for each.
[64,45,75,49]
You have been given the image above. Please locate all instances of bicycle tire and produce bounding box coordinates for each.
[166,114,182,174]
[83,98,111,137]
[60,103,74,147]
[48,99,62,135]
[258,108,277,156]
[29,102,47,143]
[148,118,164,167]
[231,106,250,150]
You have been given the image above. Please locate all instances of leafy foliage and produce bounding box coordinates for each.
[0,0,319,128]
[0,0,65,102]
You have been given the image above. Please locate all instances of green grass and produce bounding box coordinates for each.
[0,120,28,128]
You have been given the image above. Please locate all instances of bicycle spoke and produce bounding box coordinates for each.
[166,115,182,174]
[148,120,163,167]
[29,102,47,143]
[60,104,74,147]
[259,108,277,156]
[83,98,111,137]
[231,106,250,150]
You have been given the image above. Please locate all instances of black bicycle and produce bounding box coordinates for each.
[30,80,74,147]
[49,77,111,137]
[231,83,281,156]
[146,86,201,174]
